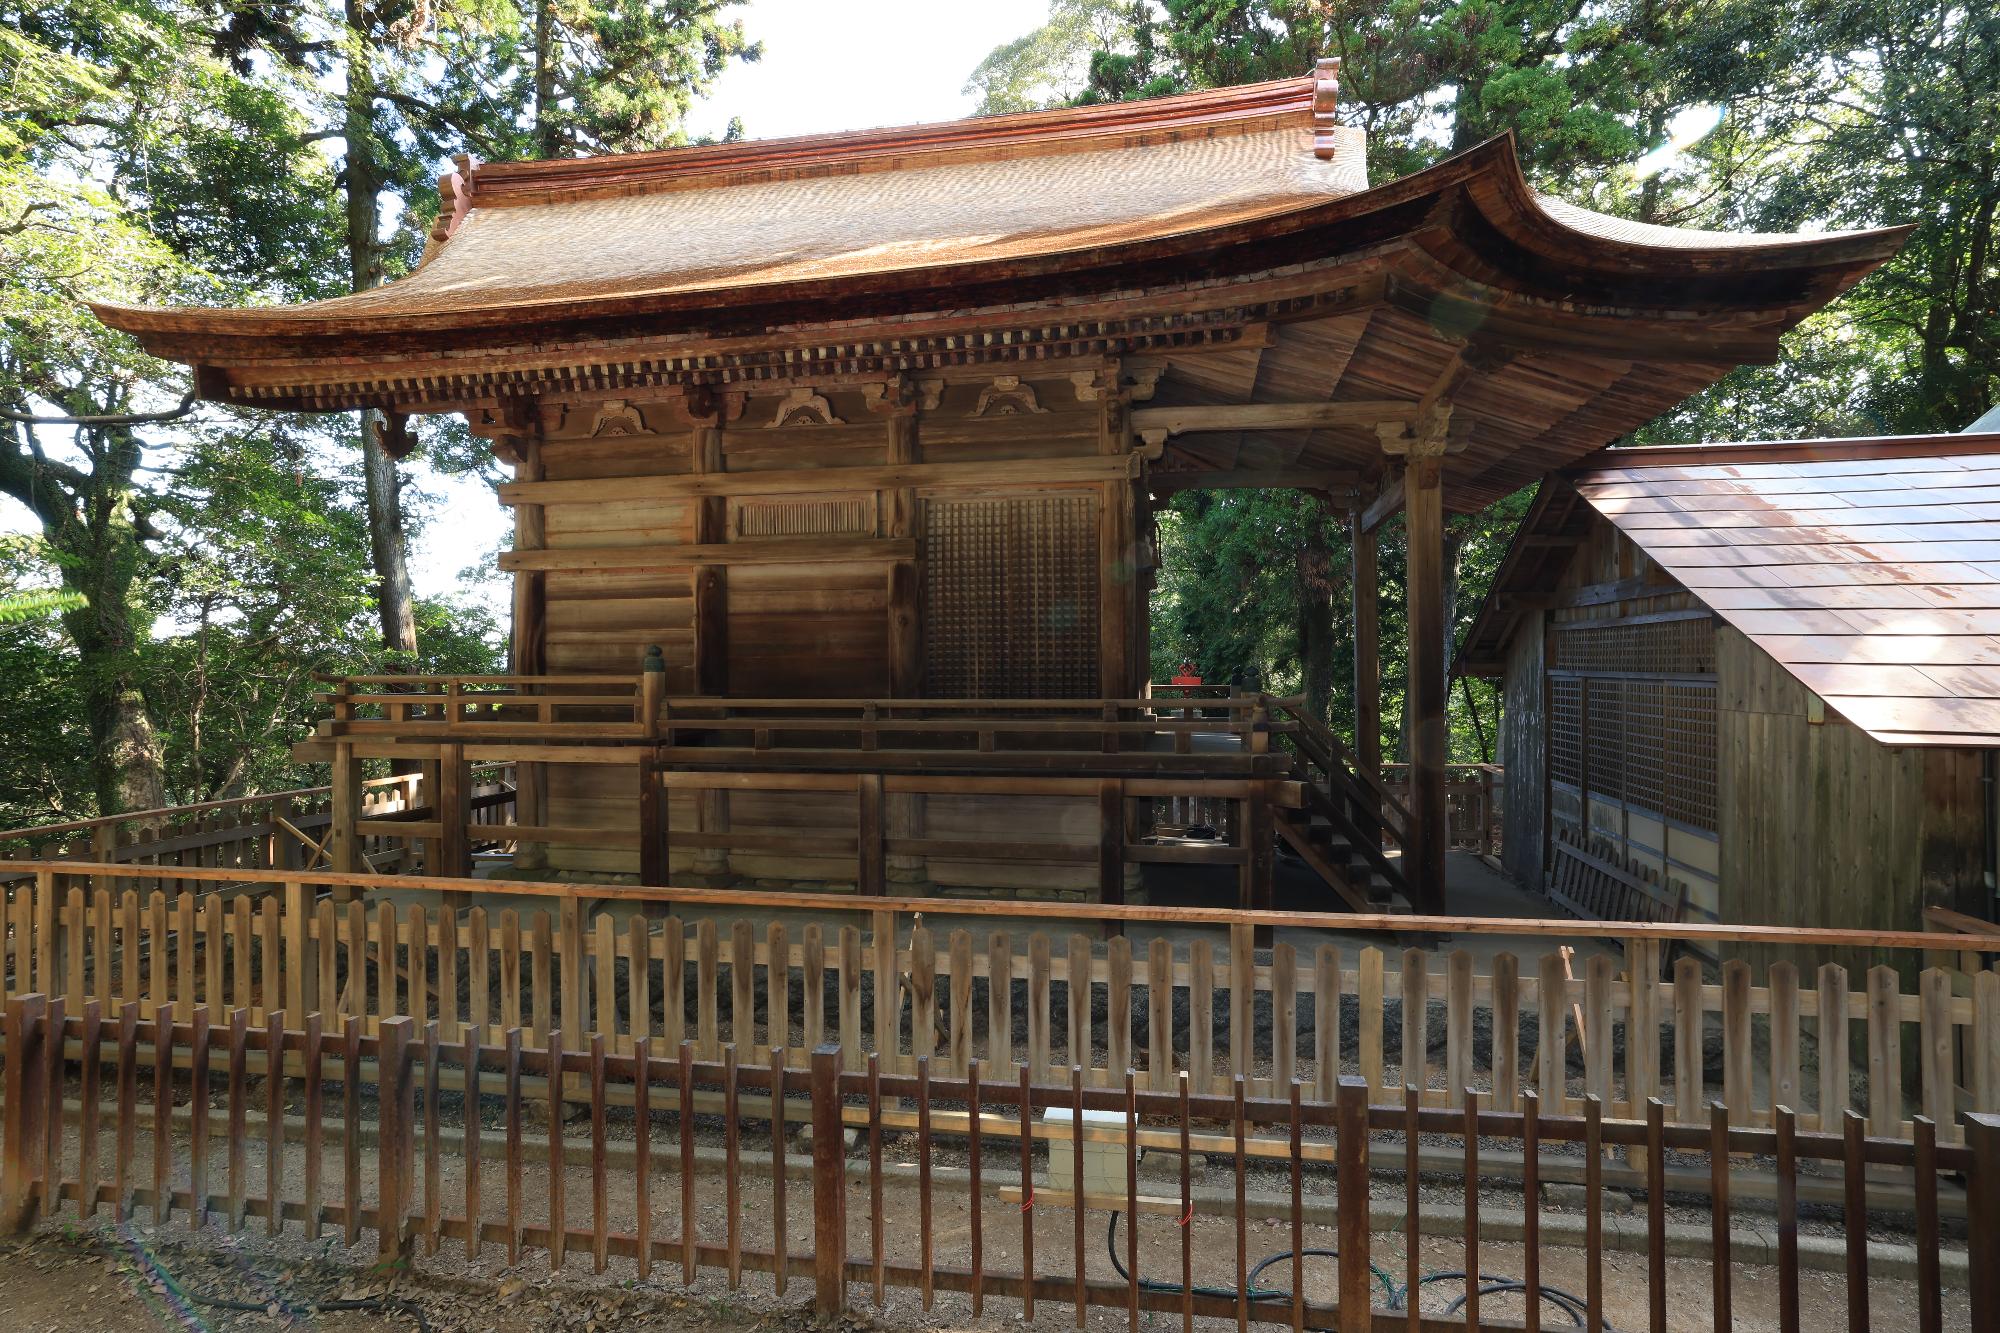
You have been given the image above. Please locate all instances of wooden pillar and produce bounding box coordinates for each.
[1349,509,1381,777]
[883,405,921,695]
[638,756,666,887]
[1,993,50,1232]
[1404,455,1448,914]
[329,739,360,879]
[691,423,728,696]
[375,1015,416,1259]
[510,431,550,870]
[1097,381,1136,699]
[810,1044,848,1315]
[880,393,926,886]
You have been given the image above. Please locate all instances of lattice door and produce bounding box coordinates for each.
[922,494,1099,698]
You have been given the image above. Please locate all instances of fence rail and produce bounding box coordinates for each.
[0,995,1990,1331]
[2,862,1997,1157]
[0,769,517,881]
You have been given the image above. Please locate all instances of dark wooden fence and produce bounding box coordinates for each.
[2,993,1991,1331]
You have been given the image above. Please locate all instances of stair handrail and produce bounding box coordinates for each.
[1263,695,1414,839]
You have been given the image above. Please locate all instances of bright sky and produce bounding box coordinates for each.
[418,0,1052,616]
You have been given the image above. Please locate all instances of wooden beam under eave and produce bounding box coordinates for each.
[497,453,1141,506]
[497,537,918,573]
[1147,468,1361,495]
[1360,474,1404,532]
[1131,399,1416,438]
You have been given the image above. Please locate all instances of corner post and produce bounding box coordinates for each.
[810,1044,848,1316]
[375,1015,416,1260]
[1348,509,1381,779]
[1969,1113,2000,1329]
[1,994,50,1232]
[1403,452,1448,914]
[1335,1075,1372,1332]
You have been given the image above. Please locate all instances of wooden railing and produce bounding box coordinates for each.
[1382,762,1503,856]
[645,769,1286,903]
[0,769,517,882]
[4,862,1997,1156]
[315,673,1291,772]
[318,674,646,740]
[2,996,1989,1328]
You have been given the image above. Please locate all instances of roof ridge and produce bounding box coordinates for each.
[458,77,1317,208]
[1572,432,2000,471]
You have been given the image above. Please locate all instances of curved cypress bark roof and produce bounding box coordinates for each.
[88,71,1911,510]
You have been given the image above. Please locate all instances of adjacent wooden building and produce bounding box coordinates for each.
[93,66,1907,912]
[1459,434,2000,941]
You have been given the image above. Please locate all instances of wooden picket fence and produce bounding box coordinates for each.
[2,862,1997,1158]
[1,994,1992,1332]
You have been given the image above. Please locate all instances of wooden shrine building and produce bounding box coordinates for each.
[1458,433,2000,943]
[92,64,1909,913]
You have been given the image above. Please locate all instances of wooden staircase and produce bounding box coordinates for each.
[1265,695,1412,913]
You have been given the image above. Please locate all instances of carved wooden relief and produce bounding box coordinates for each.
[766,388,843,428]
[971,375,1047,418]
[588,399,646,436]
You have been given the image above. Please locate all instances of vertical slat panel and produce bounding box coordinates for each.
[1108,935,1133,1081]
[1819,963,1850,1130]
[989,931,1015,1081]
[1673,955,1702,1122]
[948,929,973,1077]
[1067,932,1092,1084]
[1537,950,1566,1109]
[1867,965,1901,1137]
[1771,961,1801,1122]
[1492,951,1519,1113]
[1189,937,1213,1093]
[1402,947,1429,1101]
[1358,945,1383,1099]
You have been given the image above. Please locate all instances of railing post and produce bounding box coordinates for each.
[1,994,50,1232]
[1970,1113,2000,1331]
[1335,1076,1372,1333]
[810,1043,848,1316]
[640,647,665,739]
[376,1015,416,1260]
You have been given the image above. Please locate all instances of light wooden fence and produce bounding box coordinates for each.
[1,996,1990,1332]
[2,862,1996,1153]
[0,769,516,880]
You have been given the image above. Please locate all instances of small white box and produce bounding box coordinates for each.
[1044,1106,1131,1198]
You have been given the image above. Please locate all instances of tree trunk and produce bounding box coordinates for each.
[89,676,166,815]
[343,4,418,663]
[533,0,557,157]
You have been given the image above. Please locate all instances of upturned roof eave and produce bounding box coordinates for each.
[89,132,1909,372]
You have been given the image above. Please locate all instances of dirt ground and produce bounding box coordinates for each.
[0,1226,800,1333]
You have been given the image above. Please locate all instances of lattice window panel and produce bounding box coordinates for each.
[1662,683,1718,831]
[1548,676,1582,789]
[734,495,875,539]
[1621,681,1667,817]
[1552,616,1715,675]
[1584,679,1626,802]
[922,494,1099,698]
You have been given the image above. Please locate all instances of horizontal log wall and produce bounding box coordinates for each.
[524,371,1142,883]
